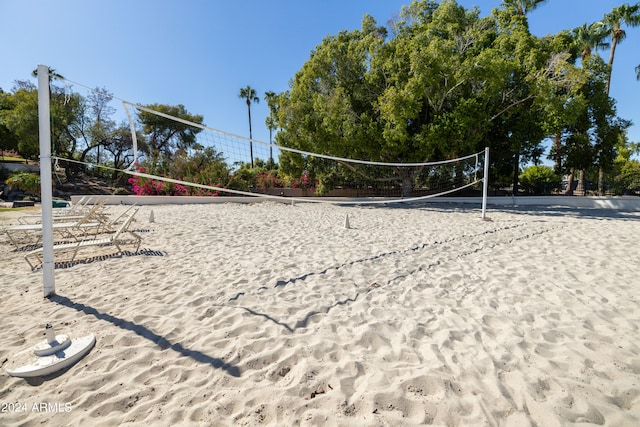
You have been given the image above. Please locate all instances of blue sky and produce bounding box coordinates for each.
[2,0,639,159]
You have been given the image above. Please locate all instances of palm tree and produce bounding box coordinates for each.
[564,22,610,195]
[500,0,548,16]
[264,90,277,165]
[595,3,640,194]
[31,67,64,81]
[238,85,259,168]
[571,22,609,61]
[602,3,640,95]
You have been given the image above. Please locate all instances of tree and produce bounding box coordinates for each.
[102,123,139,183]
[0,89,19,155]
[0,84,40,159]
[594,3,640,194]
[87,87,116,164]
[558,55,629,195]
[276,13,390,191]
[238,85,259,168]
[486,5,584,193]
[564,21,609,194]
[264,90,277,165]
[602,3,640,95]
[0,75,121,180]
[613,140,640,194]
[500,0,548,17]
[0,80,84,166]
[571,22,609,62]
[137,104,204,172]
[275,0,583,196]
[31,67,64,81]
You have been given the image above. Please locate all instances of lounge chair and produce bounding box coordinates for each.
[16,199,108,225]
[24,208,141,270]
[5,202,108,249]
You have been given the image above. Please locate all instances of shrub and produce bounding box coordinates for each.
[519,165,562,195]
[290,171,316,191]
[5,172,41,196]
[127,164,229,196]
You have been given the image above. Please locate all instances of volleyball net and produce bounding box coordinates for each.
[117,101,488,205]
[45,74,489,207]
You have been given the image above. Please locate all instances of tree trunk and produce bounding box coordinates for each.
[553,133,562,174]
[598,167,605,196]
[269,127,273,163]
[398,168,413,198]
[512,151,520,196]
[247,103,254,168]
[577,169,586,195]
[564,168,575,196]
[606,34,619,96]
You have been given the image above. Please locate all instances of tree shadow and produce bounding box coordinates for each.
[230,292,360,333]
[48,294,240,378]
[498,205,640,221]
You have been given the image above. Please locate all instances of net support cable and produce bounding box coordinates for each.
[52,156,482,206]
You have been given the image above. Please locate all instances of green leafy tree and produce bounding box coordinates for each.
[7,77,90,180]
[613,141,640,194]
[275,0,584,196]
[238,86,259,168]
[483,5,583,193]
[0,83,40,160]
[169,146,231,189]
[0,89,19,155]
[558,55,628,195]
[276,14,388,190]
[0,76,119,180]
[137,104,204,172]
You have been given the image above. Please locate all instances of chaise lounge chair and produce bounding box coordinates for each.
[24,208,142,270]
[5,202,108,249]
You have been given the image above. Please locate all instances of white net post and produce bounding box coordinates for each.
[481,146,490,220]
[38,64,55,297]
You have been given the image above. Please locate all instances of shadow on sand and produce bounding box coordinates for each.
[48,294,241,378]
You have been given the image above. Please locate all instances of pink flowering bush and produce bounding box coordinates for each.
[290,170,317,191]
[127,163,317,197]
[256,170,284,190]
[128,164,231,196]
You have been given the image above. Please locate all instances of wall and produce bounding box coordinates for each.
[69,195,640,210]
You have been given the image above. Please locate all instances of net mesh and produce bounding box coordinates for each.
[51,79,486,205]
[121,102,486,204]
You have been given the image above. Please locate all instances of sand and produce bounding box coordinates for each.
[1,201,639,426]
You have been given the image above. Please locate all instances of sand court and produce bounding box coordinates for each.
[1,202,639,426]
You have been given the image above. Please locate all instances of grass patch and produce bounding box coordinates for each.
[0,207,38,213]
[0,156,27,163]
